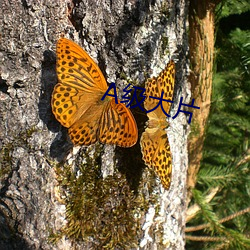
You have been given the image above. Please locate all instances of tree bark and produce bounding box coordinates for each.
[187,0,220,203]
[0,0,189,249]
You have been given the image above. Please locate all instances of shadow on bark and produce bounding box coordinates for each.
[0,207,32,250]
[39,49,73,161]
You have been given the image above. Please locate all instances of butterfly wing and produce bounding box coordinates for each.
[56,38,107,92]
[140,60,175,189]
[67,98,106,145]
[140,128,172,189]
[52,38,138,147]
[52,83,104,128]
[98,99,138,147]
[144,60,175,116]
[52,38,108,128]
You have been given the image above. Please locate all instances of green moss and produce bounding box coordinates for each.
[159,2,170,17]
[161,35,169,56]
[189,119,201,139]
[0,126,38,178]
[0,144,13,178]
[119,72,138,86]
[25,126,38,138]
[51,151,155,248]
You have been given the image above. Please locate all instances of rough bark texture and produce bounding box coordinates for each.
[0,0,189,249]
[187,0,219,203]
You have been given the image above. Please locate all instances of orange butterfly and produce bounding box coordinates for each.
[51,38,138,147]
[140,61,175,189]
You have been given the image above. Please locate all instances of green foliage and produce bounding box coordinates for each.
[197,165,239,188]
[192,189,224,233]
[218,0,250,17]
[187,1,250,249]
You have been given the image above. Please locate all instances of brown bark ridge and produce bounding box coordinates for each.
[0,0,188,249]
[187,0,220,203]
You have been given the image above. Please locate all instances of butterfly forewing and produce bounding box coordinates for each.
[52,83,79,127]
[56,38,108,92]
[144,60,175,116]
[160,60,175,114]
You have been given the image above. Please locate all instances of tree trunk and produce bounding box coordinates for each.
[187,0,220,203]
[0,0,189,249]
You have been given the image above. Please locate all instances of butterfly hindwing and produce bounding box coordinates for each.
[67,98,107,145]
[141,128,172,190]
[99,99,138,147]
[68,120,99,146]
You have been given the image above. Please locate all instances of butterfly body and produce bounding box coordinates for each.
[52,38,138,147]
[140,61,175,190]
[146,109,168,129]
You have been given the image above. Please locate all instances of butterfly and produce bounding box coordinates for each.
[140,60,175,189]
[51,38,138,147]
